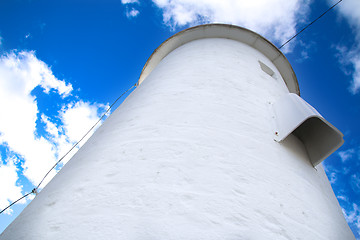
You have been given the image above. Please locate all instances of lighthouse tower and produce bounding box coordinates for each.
[1,24,355,239]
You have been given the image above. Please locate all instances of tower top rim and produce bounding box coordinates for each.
[137,24,300,95]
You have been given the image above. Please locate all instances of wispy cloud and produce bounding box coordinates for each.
[337,195,348,201]
[351,174,360,193]
[151,0,311,51]
[325,142,360,237]
[121,0,139,3]
[338,148,356,162]
[126,8,140,18]
[323,163,338,184]
[59,100,109,161]
[329,171,337,184]
[296,40,317,63]
[329,0,360,94]
[342,204,360,237]
[121,0,140,18]
[331,0,360,40]
[349,56,360,94]
[334,45,360,94]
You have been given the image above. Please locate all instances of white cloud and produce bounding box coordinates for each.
[0,157,24,215]
[351,174,360,193]
[338,148,356,162]
[0,51,72,185]
[56,101,109,165]
[60,101,108,144]
[126,8,140,18]
[151,0,311,50]
[0,50,108,212]
[343,204,360,236]
[42,101,108,166]
[121,0,139,3]
[331,0,360,40]
[121,0,140,18]
[41,114,60,138]
[296,40,316,63]
[0,51,72,97]
[329,171,337,184]
[337,195,348,201]
[333,44,360,94]
[329,0,360,94]
[350,56,360,94]
[323,163,338,184]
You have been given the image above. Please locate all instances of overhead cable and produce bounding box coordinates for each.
[279,0,343,49]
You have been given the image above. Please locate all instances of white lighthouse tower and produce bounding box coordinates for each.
[1,24,355,239]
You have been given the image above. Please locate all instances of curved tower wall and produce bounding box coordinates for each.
[1,27,354,239]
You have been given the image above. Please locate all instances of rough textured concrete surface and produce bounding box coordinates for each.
[1,28,355,239]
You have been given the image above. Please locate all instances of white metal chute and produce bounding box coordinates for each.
[273,93,344,166]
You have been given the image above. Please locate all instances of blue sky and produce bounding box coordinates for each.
[0,0,359,237]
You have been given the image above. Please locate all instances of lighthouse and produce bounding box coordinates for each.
[0,24,355,239]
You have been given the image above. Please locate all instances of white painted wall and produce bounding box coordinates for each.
[1,37,354,239]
